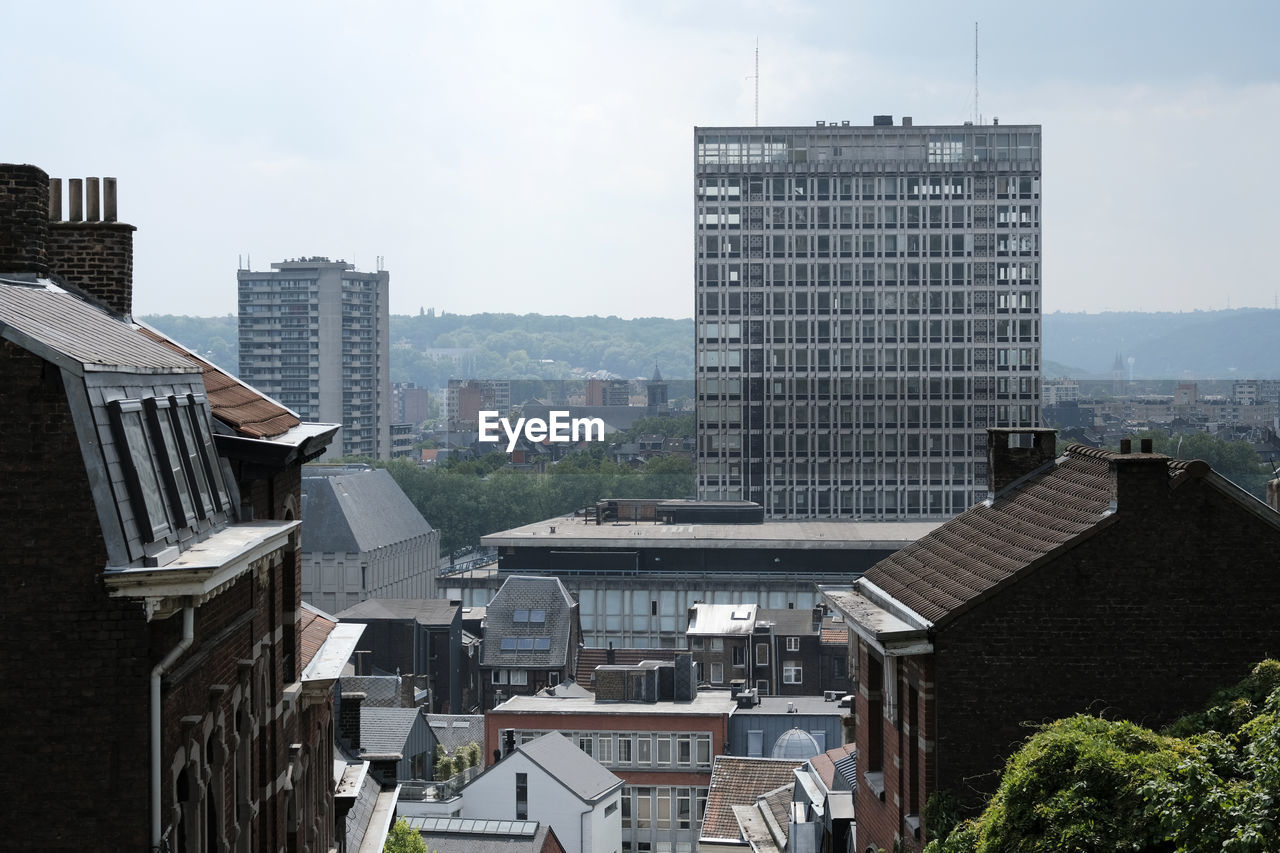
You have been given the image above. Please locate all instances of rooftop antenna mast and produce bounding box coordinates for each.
[746,38,759,126]
[974,22,980,125]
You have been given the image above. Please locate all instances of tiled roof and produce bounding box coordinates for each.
[576,648,678,685]
[808,743,856,790]
[518,731,623,802]
[481,576,576,669]
[360,707,422,755]
[700,756,805,842]
[137,325,299,437]
[298,602,337,672]
[860,444,1122,625]
[820,627,849,646]
[301,469,434,554]
[426,714,484,755]
[339,676,408,708]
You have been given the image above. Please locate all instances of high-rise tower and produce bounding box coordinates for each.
[238,257,392,460]
[694,117,1042,517]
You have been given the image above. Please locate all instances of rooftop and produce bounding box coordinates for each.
[482,517,941,551]
[516,731,623,802]
[701,757,806,843]
[492,690,732,716]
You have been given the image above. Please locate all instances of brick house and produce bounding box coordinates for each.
[687,602,758,690]
[823,428,1280,853]
[0,164,350,850]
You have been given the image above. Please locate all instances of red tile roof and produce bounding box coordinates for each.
[808,743,856,789]
[701,757,805,842]
[138,327,300,438]
[576,648,679,686]
[298,604,338,672]
[820,627,848,646]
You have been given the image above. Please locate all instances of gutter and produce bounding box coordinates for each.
[153,604,195,850]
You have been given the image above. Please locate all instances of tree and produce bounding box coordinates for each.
[384,818,428,853]
[926,660,1280,853]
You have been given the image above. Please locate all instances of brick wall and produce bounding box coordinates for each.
[0,342,152,847]
[933,471,1280,806]
[46,221,136,316]
[0,163,49,273]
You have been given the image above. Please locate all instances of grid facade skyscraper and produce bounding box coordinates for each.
[695,117,1042,518]
[238,257,392,460]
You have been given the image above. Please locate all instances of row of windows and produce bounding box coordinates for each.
[699,286,1039,316]
[698,345,1039,372]
[697,203,1039,233]
[505,729,714,769]
[699,486,986,517]
[699,317,1038,344]
[698,375,1029,402]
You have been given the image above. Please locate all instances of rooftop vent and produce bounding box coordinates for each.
[873,115,893,126]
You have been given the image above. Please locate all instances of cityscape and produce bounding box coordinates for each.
[3,3,1280,853]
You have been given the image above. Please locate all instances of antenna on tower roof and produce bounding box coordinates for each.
[974,22,980,125]
[745,38,759,127]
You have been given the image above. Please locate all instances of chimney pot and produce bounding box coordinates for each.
[1140,438,1153,453]
[48,178,63,221]
[68,178,83,222]
[103,177,117,222]
[86,177,100,222]
[1120,439,1132,454]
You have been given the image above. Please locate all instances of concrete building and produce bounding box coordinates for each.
[300,465,441,608]
[238,256,392,459]
[823,428,1280,851]
[470,509,940,647]
[695,117,1042,517]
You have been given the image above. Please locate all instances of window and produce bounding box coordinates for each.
[491,670,507,684]
[516,772,528,820]
[696,735,711,767]
[618,736,633,765]
[783,663,803,684]
[656,736,672,766]
[755,643,769,665]
[605,800,618,817]
[732,646,745,667]
[500,638,517,651]
[635,788,652,828]
[637,735,652,766]
[786,637,800,652]
[509,670,528,686]
[597,735,613,765]
[579,735,594,757]
[676,735,692,766]
[710,662,723,684]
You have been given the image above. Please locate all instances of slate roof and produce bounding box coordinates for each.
[301,468,434,554]
[426,714,484,754]
[517,731,623,803]
[339,676,408,708]
[756,608,820,635]
[701,756,806,842]
[298,602,338,672]
[0,278,196,374]
[138,325,300,438]
[359,707,422,755]
[857,444,1134,626]
[406,819,552,853]
[481,576,577,668]
[337,598,457,626]
[576,648,678,685]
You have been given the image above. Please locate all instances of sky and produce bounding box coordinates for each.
[5,0,1279,320]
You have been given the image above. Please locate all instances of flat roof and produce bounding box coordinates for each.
[728,695,846,717]
[492,691,733,716]
[482,517,943,551]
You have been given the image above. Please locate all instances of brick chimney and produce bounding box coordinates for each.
[400,673,416,708]
[0,164,50,274]
[339,691,365,750]
[987,428,1058,494]
[45,175,136,316]
[1113,437,1173,515]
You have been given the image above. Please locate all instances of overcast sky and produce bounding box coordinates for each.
[6,1,1278,319]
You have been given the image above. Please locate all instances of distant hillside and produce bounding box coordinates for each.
[1043,309,1280,379]
[140,308,1280,390]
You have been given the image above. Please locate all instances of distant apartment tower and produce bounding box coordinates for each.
[239,257,392,459]
[447,378,512,429]
[586,377,630,407]
[694,117,1042,517]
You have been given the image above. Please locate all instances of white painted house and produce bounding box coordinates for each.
[464,731,623,853]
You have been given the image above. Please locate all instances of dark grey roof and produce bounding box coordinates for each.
[338,676,406,707]
[301,468,433,554]
[481,576,576,668]
[757,608,821,635]
[408,820,551,853]
[426,714,484,754]
[359,707,422,755]
[0,278,196,374]
[517,731,623,802]
[336,598,458,626]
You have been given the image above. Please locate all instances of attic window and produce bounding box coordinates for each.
[513,609,547,623]
[731,608,752,620]
[500,638,518,651]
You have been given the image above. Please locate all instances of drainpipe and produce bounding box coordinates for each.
[153,605,195,850]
